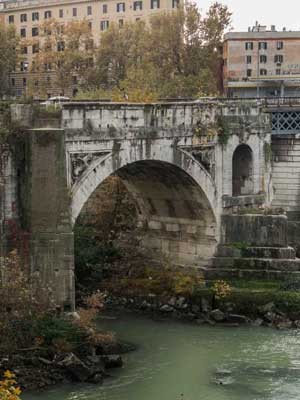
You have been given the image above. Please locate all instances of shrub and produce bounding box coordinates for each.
[212,280,232,299]
[0,251,56,353]
[0,371,22,400]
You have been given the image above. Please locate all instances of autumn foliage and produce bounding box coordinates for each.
[0,371,22,400]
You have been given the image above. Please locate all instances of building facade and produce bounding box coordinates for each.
[223,23,300,98]
[0,0,178,97]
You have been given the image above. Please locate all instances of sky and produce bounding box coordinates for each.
[197,0,300,32]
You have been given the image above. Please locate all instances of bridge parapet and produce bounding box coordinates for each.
[61,100,270,141]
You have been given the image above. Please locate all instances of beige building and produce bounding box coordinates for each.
[223,22,300,98]
[0,0,178,97]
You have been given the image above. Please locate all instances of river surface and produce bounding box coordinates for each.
[25,312,300,400]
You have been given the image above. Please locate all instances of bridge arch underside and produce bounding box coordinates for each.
[73,159,217,266]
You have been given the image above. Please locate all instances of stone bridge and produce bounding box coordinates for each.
[2,100,300,309]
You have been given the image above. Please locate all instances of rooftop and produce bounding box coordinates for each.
[0,0,96,11]
[225,22,300,40]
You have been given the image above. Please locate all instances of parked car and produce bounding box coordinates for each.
[40,96,71,107]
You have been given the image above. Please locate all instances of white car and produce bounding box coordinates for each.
[40,96,71,107]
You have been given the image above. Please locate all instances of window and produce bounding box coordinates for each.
[32,12,39,21]
[117,3,125,12]
[44,26,51,35]
[245,42,253,50]
[20,13,27,22]
[260,68,267,76]
[72,76,78,84]
[20,28,26,38]
[151,0,160,8]
[21,46,28,55]
[246,55,252,64]
[247,69,252,77]
[32,43,39,54]
[57,25,64,34]
[172,0,179,7]
[8,15,14,24]
[260,55,267,63]
[23,77,27,87]
[72,8,77,17]
[100,20,109,31]
[274,54,283,63]
[134,1,143,10]
[119,19,124,27]
[87,5,92,15]
[103,4,108,13]
[88,21,92,30]
[44,63,52,71]
[276,69,281,75]
[11,78,15,87]
[57,41,65,51]
[32,27,39,36]
[259,41,267,50]
[136,17,141,21]
[59,9,64,18]
[47,76,51,84]
[20,61,29,72]
[277,41,284,50]
[44,10,52,19]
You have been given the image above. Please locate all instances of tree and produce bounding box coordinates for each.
[91,20,148,90]
[0,25,19,97]
[84,2,232,100]
[28,19,95,97]
[199,2,232,93]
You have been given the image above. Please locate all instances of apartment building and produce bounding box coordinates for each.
[223,22,300,98]
[0,0,178,97]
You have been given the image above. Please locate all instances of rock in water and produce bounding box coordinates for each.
[101,355,123,369]
[160,304,174,313]
[210,309,225,322]
[57,353,91,382]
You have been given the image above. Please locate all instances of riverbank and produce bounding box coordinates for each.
[0,335,134,391]
[104,279,300,330]
[23,312,300,400]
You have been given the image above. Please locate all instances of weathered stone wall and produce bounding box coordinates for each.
[220,214,288,247]
[1,101,275,307]
[25,129,74,310]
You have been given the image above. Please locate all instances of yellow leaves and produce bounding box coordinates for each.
[213,280,232,299]
[0,371,21,400]
[3,372,14,380]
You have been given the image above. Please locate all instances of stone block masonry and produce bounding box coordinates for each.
[26,129,74,310]
[4,100,296,308]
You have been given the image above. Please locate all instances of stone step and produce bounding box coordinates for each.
[217,245,296,260]
[211,257,300,271]
[202,268,300,280]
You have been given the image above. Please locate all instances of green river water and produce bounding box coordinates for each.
[25,312,300,400]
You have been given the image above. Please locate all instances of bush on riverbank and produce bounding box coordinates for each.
[0,371,22,400]
[101,266,205,298]
[0,251,113,357]
[100,264,300,320]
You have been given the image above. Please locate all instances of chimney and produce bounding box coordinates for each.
[283,27,286,31]
[271,25,276,32]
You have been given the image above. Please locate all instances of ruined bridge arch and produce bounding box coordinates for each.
[71,144,218,265]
